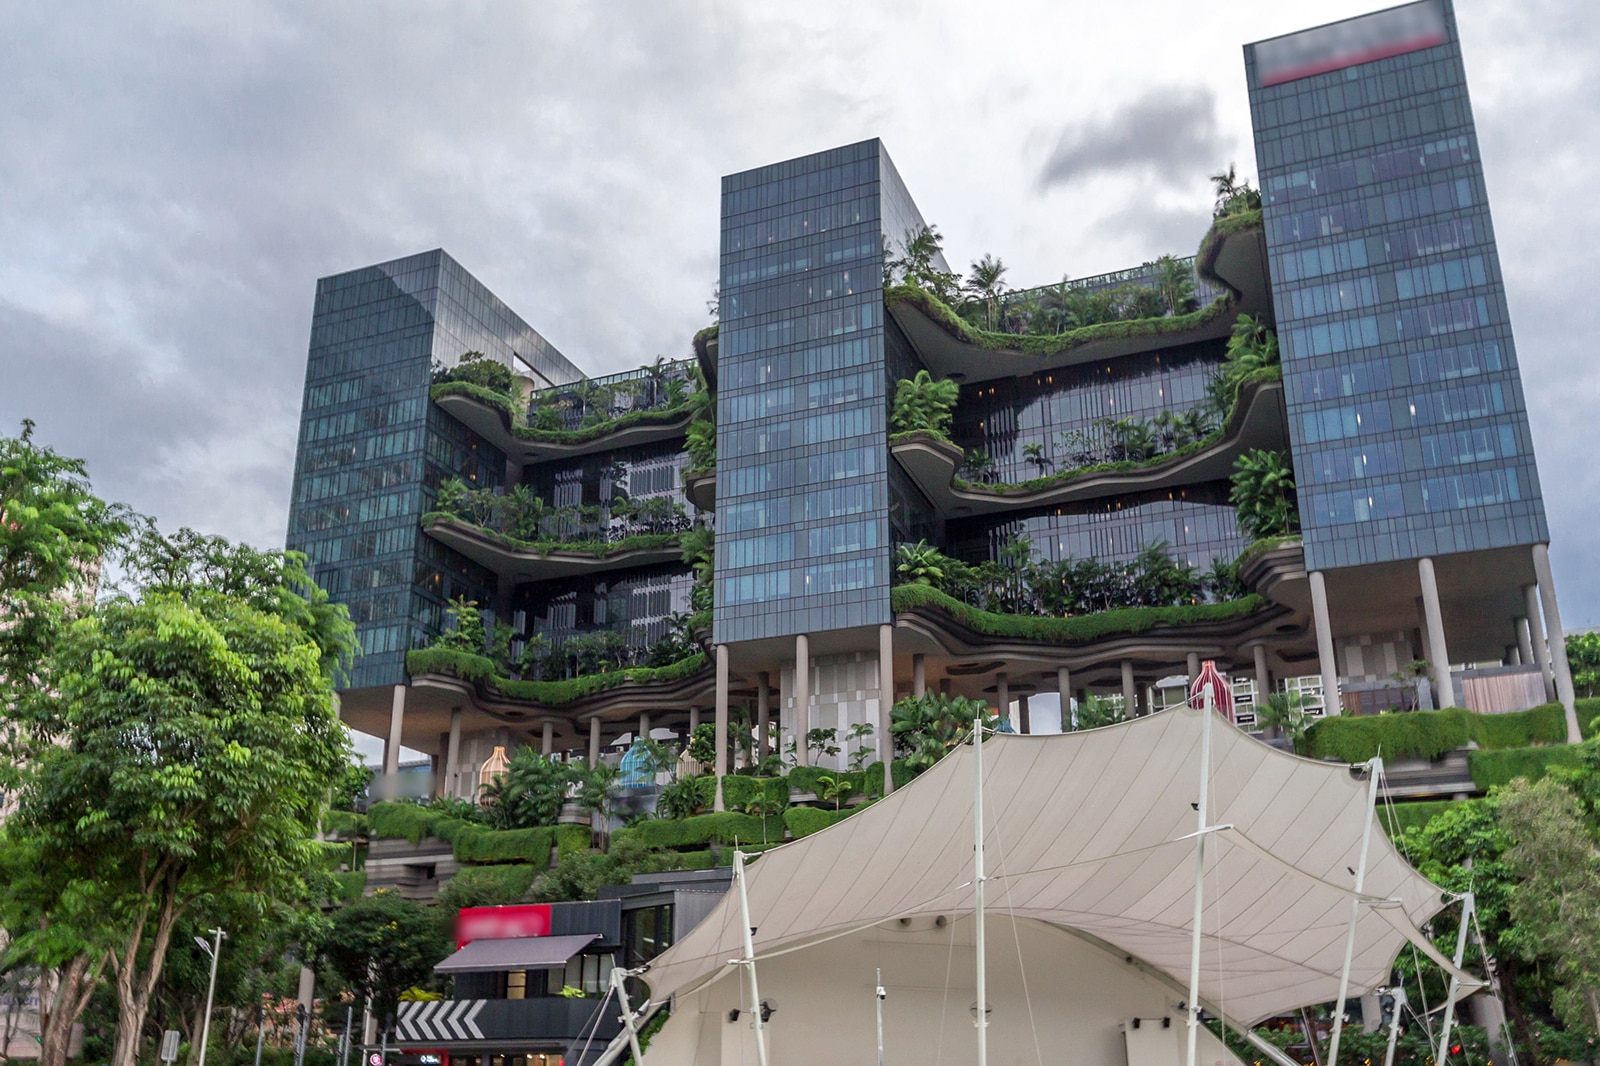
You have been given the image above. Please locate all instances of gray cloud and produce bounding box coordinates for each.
[1037,89,1226,191]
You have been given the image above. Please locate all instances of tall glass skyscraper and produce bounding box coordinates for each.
[1247,0,1547,573]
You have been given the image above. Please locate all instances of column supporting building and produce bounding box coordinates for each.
[1516,616,1535,668]
[442,707,462,798]
[1120,660,1136,716]
[1253,645,1271,704]
[383,684,406,780]
[714,644,730,811]
[541,720,554,758]
[638,712,651,744]
[878,624,896,793]
[1309,570,1341,716]
[588,717,601,768]
[996,672,1009,723]
[1531,544,1580,742]
[1057,666,1072,730]
[757,671,771,759]
[1418,557,1455,710]
[1525,584,1556,702]
[912,653,926,698]
[795,634,811,767]
[1018,693,1031,735]
[1186,652,1200,680]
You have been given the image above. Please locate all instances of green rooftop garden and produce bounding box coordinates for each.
[1299,700,1599,763]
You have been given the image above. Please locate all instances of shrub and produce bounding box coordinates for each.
[1380,798,1481,838]
[330,870,366,903]
[613,812,781,850]
[890,584,1267,645]
[437,865,540,909]
[784,806,860,838]
[448,824,557,865]
[1301,703,1570,763]
[1468,745,1584,789]
[367,801,445,845]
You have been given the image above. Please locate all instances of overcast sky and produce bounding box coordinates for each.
[4,0,1598,638]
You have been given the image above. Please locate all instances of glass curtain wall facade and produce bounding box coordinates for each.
[1246,0,1547,572]
[287,250,580,687]
[714,140,933,643]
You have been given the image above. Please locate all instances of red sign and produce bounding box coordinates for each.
[454,904,552,948]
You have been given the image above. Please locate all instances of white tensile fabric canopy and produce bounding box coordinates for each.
[642,704,1477,1024]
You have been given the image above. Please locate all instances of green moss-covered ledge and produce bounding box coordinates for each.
[891,584,1269,645]
[421,512,681,560]
[1195,208,1264,284]
[407,646,710,706]
[1235,534,1303,572]
[1299,702,1589,763]
[885,283,1235,358]
[429,382,694,447]
[367,801,591,865]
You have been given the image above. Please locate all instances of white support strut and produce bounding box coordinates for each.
[974,713,989,1066]
[1327,756,1383,1066]
[735,850,770,1066]
[1437,892,1475,1066]
[1184,687,1215,1066]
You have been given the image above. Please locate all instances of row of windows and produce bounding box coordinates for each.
[722,154,876,208]
[1253,52,1462,128]
[293,488,417,532]
[720,298,878,359]
[309,304,434,351]
[1421,467,1522,513]
[1264,134,1472,205]
[721,336,879,394]
[719,517,882,571]
[721,553,886,606]
[1292,359,1393,404]
[722,266,875,321]
[722,225,878,281]
[1300,421,1522,487]
[295,526,415,563]
[1285,315,1381,359]
[1407,338,1503,382]
[1394,254,1488,300]
[1300,400,1392,443]
[298,427,426,474]
[721,481,881,534]
[1421,423,1519,469]
[1285,274,1380,319]
[1256,89,1468,172]
[1267,176,1472,246]
[1275,234,1370,283]
[722,405,880,456]
[1410,381,1508,426]
[721,369,877,423]
[300,398,427,443]
[1282,252,1487,323]
[1304,483,1407,525]
[1397,295,1492,339]
[719,443,882,500]
[295,459,419,504]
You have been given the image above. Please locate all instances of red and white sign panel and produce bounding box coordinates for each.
[1188,660,1235,724]
[1255,0,1447,88]
[454,904,552,948]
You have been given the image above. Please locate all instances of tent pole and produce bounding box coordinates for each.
[1436,892,1474,1066]
[1185,688,1215,1066]
[1382,986,1407,1066]
[974,712,988,1066]
[735,850,770,1066]
[1242,1024,1305,1066]
[609,966,645,1066]
[1327,756,1382,1066]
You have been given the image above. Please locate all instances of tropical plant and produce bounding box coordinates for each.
[962,448,997,483]
[1568,632,1600,698]
[967,254,1008,331]
[889,225,963,304]
[890,694,997,774]
[1210,164,1261,218]
[846,722,876,772]
[814,774,856,811]
[1154,255,1198,316]
[894,540,950,588]
[433,350,517,398]
[890,370,961,436]
[807,727,841,763]
[1021,442,1049,470]
[656,776,706,820]
[480,747,575,830]
[1069,693,1125,731]
[1255,690,1310,744]
[1231,449,1299,541]
[686,722,717,766]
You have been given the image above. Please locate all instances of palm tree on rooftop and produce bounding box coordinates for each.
[968,254,1008,332]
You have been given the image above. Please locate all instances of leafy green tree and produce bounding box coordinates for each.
[321,890,451,1028]
[1231,449,1299,541]
[890,694,997,774]
[888,225,963,304]
[1499,775,1600,1036]
[1068,693,1125,731]
[1255,690,1310,745]
[480,747,575,829]
[686,722,717,765]
[890,370,961,436]
[967,254,1008,331]
[1567,632,1600,698]
[1154,255,1198,316]
[436,596,486,654]
[814,775,856,811]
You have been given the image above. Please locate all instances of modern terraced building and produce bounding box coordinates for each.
[287,0,1582,803]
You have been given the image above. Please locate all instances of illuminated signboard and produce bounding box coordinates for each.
[454,904,553,948]
[1254,0,1447,87]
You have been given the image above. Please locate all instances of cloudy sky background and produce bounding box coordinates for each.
[4,0,1598,638]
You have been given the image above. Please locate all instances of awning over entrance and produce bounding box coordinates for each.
[641,704,1480,1024]
[435,934,600,973]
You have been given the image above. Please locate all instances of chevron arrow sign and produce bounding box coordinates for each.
[397,1001,486,1042]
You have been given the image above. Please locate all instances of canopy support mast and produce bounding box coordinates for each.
[1437,891,1475,1066]
[1184,687,1216,1066]
[735,849,770,1066]
[974,712,988,1066]
[1327,756,1383,1066]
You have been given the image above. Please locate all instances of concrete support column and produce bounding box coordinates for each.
[1018,693,1031,734]
[1532,543,1581,742]
[638,712,650,744]
[795,634,811,767]
[1507,643,1522,667]
[383,684,406,778]
[1186,652,1200,680]
[541,720,554,757]
[1309,570,1341,716]
[1516,616,1535,668]
[996,672,1009,721]
[1120,660,1136,716]
[689,704,701,733]
[878,624,896,793]
[441,707,463,798]
[297,965,315,1022]
[1057,666,1072,729]
[757,671,771,759]
[587,716,601,768]
[714,644,730,810]
[912,653,926,698]
[1253,644,1271,703]
[1525,584,1556,702]
[1418,557,1455,710]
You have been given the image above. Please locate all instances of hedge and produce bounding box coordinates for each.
[891,584,1269,645]
[321,809,366,840]
[675,850,718,870]
[613,812,783,851]
[366,802,587,865]
[439,864,541,904]
[784,806,863,839]
[1380,799,1483,839]
[1468,745,1585,790]
[430,380,519,418]
[422,514,680,561]
[367,801,446,845]
[1301,703,1570,763]
[405,647,710,707]
[430,382,694,447]
[330,870,367,902]
[701,775,790,812]
[556,824,592,857]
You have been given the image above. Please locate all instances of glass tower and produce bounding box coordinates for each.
[1246,0,1547,573]
[286,249,582,688]
[714,140,934,644]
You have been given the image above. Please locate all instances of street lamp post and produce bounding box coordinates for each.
[195,928,227,1066]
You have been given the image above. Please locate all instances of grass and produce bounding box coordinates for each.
[422,512,680,560]
[405,647,711,706]
[891,584,1269,645]
[1301,703,1573,763]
